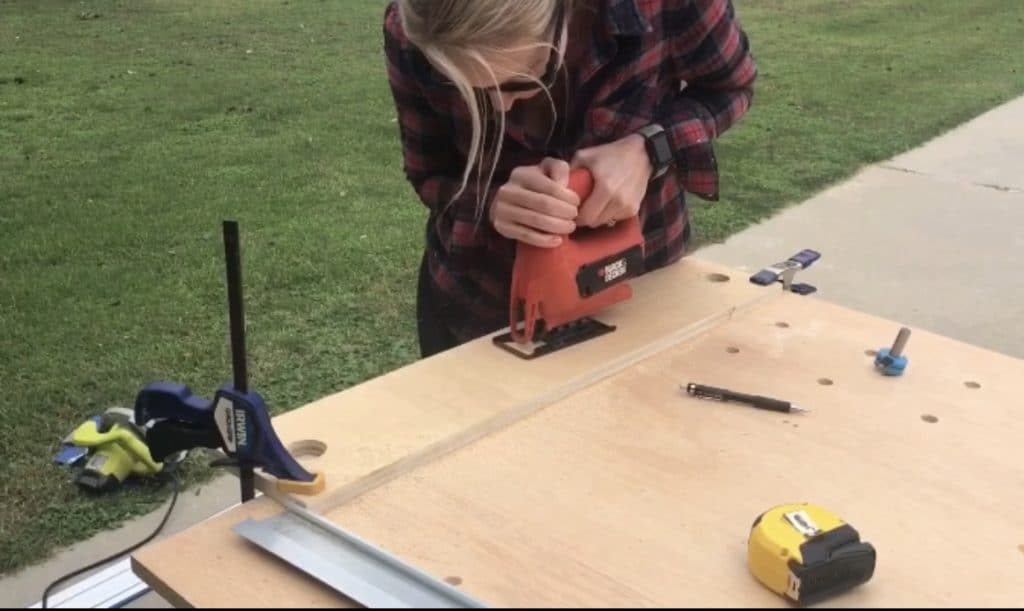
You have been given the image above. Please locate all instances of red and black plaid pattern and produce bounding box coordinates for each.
[384,0,757,342]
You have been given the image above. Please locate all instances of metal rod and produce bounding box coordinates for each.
[890,327,911,358]
[222,220,248,394]
[222,220,255,502]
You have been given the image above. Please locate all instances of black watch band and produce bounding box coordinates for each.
[637,123,673,180]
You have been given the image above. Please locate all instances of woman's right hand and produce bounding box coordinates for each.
[489,158,580,247]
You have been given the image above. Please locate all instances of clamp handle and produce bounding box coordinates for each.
[135,381,214,428]
[135,382,221,461]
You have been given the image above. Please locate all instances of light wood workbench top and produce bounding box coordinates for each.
[131,257,1024,608]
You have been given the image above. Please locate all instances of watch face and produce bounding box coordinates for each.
[645,129,672,171]
[653,133,672,165]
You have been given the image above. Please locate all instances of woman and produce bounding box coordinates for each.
[383,0,757,357]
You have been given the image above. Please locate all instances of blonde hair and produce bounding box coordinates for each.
[397,0,570,226]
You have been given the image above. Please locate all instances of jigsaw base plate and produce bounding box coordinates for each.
[492,318,616,360]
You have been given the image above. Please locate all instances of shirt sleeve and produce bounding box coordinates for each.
[658,0,757,200]
[382,5,500,254]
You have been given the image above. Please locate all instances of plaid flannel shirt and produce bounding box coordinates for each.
[384,0,756,342]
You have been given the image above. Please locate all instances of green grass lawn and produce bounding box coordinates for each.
[2,0,1023,577]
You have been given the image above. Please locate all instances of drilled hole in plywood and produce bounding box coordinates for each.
[776,321,790,328]
[445,576,463,586]
[288,439,327,458]
[921,414,939,424]
[706,273,731,283]
[965,381,981,389]
[818,378,834,386]
[726,346,740,354]
[865,349,878,356]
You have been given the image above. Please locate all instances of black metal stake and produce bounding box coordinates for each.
[222,220,255,503]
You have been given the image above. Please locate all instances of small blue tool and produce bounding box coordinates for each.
[874,327,911,376]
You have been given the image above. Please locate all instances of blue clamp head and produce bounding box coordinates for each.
[134,381,325,495]
[749,249,821,295]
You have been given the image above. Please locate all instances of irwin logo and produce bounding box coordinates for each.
[233,411,249,449]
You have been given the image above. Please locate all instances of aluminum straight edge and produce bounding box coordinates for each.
[232,497,488,608]
[30,557,150,609]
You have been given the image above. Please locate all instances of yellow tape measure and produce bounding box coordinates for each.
[748,503,876,606]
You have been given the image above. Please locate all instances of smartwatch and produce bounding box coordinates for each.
[637,123,673,181]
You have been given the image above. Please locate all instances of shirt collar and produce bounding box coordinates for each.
[604,0,652,36]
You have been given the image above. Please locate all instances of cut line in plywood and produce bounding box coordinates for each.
[293,289,775,516]
[310,293,1024,608]
[248,258,779,515]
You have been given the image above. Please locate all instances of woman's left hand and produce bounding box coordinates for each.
[571,133,653,227]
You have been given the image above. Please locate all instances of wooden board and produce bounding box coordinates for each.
[130,258,1024,607]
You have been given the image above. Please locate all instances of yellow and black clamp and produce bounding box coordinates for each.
[748,503,876,606]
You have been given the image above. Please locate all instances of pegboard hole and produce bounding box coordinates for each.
[964,381,981,389]
[706,272,731,283]
[726,346,740,354]
[288,439,328,458]
[818,378,834,386]
[865,349,878,356]
[445,576,463,586]
[776,321,790,328]
[921,414,939,424]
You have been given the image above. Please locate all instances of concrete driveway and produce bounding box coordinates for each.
[697,95,1024,359]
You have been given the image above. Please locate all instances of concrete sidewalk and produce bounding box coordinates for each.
[697,94,1024,360]
[2,95,1021,609]
[1,474,239,608]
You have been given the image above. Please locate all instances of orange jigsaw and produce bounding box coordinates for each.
[493,167,645,359]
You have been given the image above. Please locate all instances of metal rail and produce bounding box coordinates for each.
[232,497,488,608]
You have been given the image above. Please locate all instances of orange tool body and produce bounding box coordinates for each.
[493,167,646,358]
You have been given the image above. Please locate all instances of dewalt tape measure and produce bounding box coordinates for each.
[748,503,876,606]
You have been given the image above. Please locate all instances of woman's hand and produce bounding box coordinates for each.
[571,134,653,227]
[490,158,580,247]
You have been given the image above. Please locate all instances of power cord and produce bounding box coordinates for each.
[41,471,181,609]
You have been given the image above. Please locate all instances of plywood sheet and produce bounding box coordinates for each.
[254,258,772,513]
[131,257,774,607]
[314,293,1024,607]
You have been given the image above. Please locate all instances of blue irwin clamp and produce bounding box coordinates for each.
[134,382,324,497]
[749,249,821,295]
[131,221,325,502]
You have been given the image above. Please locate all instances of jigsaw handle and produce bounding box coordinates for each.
[567,167,594,202]
[508,168,593,343]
